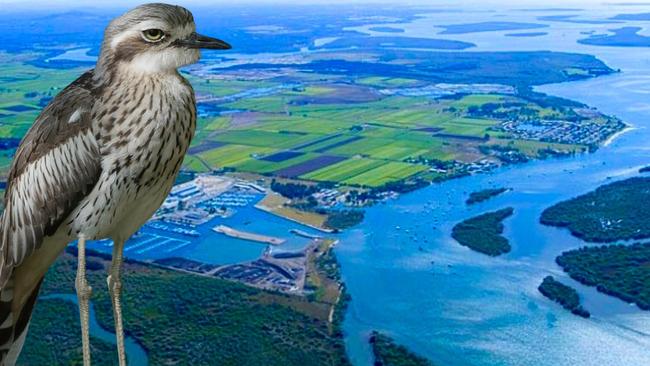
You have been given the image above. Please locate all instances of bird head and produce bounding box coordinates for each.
[96,3,230,78]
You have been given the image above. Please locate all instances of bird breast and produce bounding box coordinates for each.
[69,73,196,241]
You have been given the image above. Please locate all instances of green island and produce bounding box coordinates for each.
[369,331,434,366]
[19,245,351,366]
[538,276,590,318]
[556,242,650,311]
[451,207,514,256]
[540,177,650,242]
[466,187,510,205]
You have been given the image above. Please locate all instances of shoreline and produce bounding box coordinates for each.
[603,126,635,147]
[255,202,335,233]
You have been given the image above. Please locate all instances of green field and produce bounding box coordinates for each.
[0,49,622,191]
[303,158,385,182]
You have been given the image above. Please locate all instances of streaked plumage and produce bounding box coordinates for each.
[0,3,230,364]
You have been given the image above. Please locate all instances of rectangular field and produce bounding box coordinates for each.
[342,162,428,187]
[213,130,317,149]
[274,155,347,178]
[261,151,305,162]
[301,158,384,182]
[198,144,277,168]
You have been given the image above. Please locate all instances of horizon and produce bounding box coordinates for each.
[1,0,650,11]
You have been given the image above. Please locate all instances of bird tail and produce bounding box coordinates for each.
[0,275,42,366]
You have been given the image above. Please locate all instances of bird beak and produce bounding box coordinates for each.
[176,32,231,50]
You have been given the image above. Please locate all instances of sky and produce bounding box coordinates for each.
[1,0,650,9]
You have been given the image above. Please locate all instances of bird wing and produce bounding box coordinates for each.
[0,70,102,287]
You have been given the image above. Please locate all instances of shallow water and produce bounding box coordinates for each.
[41,294,149,366]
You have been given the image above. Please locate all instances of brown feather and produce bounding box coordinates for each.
[0,70,103,288]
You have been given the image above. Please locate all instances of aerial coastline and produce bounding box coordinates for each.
[2,3,650,366]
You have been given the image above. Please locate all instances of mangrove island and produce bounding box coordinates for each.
[451,207,514,256]
[538,276,590,318]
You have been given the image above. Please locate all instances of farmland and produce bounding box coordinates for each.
[0,46,624,196]
[181,81,621,191]
[176,48,623,193]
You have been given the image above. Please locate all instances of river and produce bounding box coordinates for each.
[338,5,650,366]
[40,294,149,366]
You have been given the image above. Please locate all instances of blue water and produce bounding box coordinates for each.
[337,6,650,366]
[86,194,325,265]
[40,294,149,366]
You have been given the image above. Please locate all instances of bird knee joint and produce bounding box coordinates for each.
[108,276,122,294]
[75,279,92,300]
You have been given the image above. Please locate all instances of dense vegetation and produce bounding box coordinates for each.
[538,276,590,318]
[271,180,320,199]
[21,251,351,365]
[370,332,433,366]
[541,177,650,242]
[451,208,514,256]
[556,242,650,310]
[18,299,118,366]
[466,187,509,205]
[325,210,365,231]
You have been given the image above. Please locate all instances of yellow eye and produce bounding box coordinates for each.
[142,29,165,42]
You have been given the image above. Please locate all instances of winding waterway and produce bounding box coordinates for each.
[41,294,149,366]
[338,6,650,366]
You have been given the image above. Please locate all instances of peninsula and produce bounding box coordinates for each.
[556,242,650,311]
[541,177,650,242]
[369,331,434,366]
[213,225,285,245]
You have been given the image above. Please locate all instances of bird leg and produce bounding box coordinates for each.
[108,239,127,366]
[75,234,92,366]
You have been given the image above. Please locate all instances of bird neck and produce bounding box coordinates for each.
[94,54,182,87]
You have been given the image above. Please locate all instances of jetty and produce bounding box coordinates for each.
[213,225,285,245]
[290,229,323,240]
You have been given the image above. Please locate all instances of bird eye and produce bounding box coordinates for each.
[142,29,165,42]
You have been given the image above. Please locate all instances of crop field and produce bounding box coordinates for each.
[274,155,347,178]
[198,144,278,167]
[212,130,317,148]
[0,49,616,190]
[261,150,305,162]
[180,72,613,187]
[343,162,429,187]
[238,152,320,174]
[302,158,385,183]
